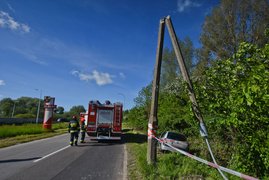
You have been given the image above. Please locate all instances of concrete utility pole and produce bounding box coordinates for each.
[165,16,207,132]
[147,17,165,164]
[35,89,42,124]
[11,101,18,118]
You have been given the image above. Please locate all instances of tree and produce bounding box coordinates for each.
[0,98,13,117]
[54,106,64,114]
[0,97,46,118]
[161,36,195,92]
[2,103,13,117]
[179,36,195,73]
[126,106,148,130]
[134,83,152,119]
[193,47,212,78]
[134,84,152,108]
[157,92,192,135]
[199,0,269,63]
[160,46,179,90]
[195,35,269,177]
[69,105,86,120]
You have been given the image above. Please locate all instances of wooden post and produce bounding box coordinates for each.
[147,18,165,164]
[165,15,208,136]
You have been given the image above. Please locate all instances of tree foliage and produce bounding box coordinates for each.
[199,0,269,63]
[68,105,86,120]
[126,106,149,130]
[134,84,152,108]
[157,93,194,135]
[54,106,64,114]
[161,36,195,91]
[0,97,84,121]
[2,102,13,117]
[0,97,45,118]
[195,37,269,177]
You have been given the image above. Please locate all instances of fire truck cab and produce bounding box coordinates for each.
[83,100,123,140]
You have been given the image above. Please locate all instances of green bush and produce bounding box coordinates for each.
[13,114,36,118]
[195,41,269,178]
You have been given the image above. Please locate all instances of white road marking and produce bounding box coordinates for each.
[33,145,70,163]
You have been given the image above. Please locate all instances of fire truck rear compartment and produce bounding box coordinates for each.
[97,127,111,136]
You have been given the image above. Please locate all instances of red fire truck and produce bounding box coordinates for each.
[82,100,123,140]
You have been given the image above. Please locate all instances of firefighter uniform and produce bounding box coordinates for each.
[80,118,87,143]
[68,116,80,146]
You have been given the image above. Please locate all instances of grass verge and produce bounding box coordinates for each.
[0,123,68,148]
[124,125,243,180]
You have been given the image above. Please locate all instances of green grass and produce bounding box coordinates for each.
[0,123,68,138]
[124,125,245,180]
[0,123,68,148]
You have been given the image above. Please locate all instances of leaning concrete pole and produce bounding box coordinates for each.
[147,18,165,164]
[165,15,228,180]
[165,16,206,129]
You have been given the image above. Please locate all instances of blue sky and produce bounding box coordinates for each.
[0,0,219,111]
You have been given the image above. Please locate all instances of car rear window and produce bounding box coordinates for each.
[167,132,187,141]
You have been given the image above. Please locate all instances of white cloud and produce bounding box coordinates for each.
[0,11,30,33]
[177,0,201,12]
[119,72,126,80]
[8,47,47,65]
[0,80,5,86]
[71,70,115,86]
[21,24,30,33]
[7,3,16,13]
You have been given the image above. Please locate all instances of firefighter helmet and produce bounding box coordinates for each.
[73,116,77,120]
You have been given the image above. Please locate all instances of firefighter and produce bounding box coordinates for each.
[80,117,87,143]
[68,116,80,146]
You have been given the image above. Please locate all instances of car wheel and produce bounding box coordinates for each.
[159,142,164,153]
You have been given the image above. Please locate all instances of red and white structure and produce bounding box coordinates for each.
[43,96,57,130]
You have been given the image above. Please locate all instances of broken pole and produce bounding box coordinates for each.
[165,15,207,132]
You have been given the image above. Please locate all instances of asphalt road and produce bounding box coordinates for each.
[0,134,127,180]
